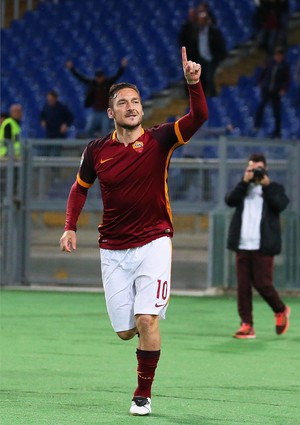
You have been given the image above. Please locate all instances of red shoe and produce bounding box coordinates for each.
[275,306,291,335]
[233,323,256,339]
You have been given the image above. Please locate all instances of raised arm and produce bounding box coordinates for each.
[181,46,201,85]
[178,47,208,141]
[66,61,93,85]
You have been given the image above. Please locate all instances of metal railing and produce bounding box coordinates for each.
[1,136,299,288]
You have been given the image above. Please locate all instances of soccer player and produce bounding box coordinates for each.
[59,47,208,416]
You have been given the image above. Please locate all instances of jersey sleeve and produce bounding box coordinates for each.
[64,181,88,231]
[176,82,208,143]
[64,143,97,231]
[77,143,97,188]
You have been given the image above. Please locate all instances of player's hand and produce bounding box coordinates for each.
[182,46,201,85]
[60,230,77,253]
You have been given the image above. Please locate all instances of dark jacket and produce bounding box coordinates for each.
[257,58,290,94]
[40,101,74,138]
[70,66,125,110]
[225,180,289,255]
[206,25,227,65]
[180,23,227,66]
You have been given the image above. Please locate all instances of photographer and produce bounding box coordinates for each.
[225,153,290,339]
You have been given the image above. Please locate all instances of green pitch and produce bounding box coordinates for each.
[1,290,299,425]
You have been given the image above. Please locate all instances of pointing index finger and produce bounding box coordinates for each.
[182,46,187,65]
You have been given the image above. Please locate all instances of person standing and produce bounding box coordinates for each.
[40,90,74,156]
[195,11,227,97]
[0,112,9,126]
[0,104,22,158]
[225,153,290,339]
[0,104,23,196]
[60,47,208,416]
[254,46,290,138]
[66,58,128,137]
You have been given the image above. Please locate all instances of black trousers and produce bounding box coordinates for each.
[254,89,281,137]
[235,250,285,325]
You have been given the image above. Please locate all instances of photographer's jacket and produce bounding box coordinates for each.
[225,180,289,255]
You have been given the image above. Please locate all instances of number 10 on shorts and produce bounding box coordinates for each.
[156,279,168,301]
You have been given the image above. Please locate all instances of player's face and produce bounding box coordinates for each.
[108,88,143,130]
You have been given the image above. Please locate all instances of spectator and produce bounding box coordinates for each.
[197,2,217,24]
[40,90,74,156]
[225,153,290,339]
[0,112,9,126]
[253,46,290,138]
[195,11,227,97]
[66,58,128,137]
[0,104,22,158]
[0,104,22,196]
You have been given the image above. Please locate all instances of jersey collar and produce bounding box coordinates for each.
[112,128,145,143]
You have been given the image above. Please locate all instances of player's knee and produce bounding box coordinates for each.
[117,328,137,340]
[136,314,158,333]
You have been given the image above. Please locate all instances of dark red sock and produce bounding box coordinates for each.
[133,349,160,399]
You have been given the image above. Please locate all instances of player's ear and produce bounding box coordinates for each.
[107,108,114,119]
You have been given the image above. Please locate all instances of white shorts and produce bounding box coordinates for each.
[100,236,172,332]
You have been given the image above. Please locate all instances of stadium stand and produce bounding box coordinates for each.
[1,0,299,139]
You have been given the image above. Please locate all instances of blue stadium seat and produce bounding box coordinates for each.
[1,0,299,142]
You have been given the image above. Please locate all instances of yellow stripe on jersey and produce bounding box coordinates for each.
[164,120,189,221]
[174,119,189,145]
[77,173,93,188]
[164,138,182,223]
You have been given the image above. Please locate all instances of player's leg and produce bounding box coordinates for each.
[136,314,160,350]
[100,248,137,336]
[251,252,290,334]
[130,236,172,415]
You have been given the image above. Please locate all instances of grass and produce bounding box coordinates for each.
[0,290,299,425]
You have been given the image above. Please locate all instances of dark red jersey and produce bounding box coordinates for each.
[64,82,208,249]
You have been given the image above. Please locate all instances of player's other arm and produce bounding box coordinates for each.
[60,181,88,252]
[177,47,208,141]
[60,144,96,253]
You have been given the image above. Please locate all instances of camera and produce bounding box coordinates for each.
[252,167,266,180]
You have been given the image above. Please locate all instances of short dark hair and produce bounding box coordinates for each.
[47,90,58,98]
[108,82,140,108]
[248,153,267,166]
[95,69,104,77]
[274,46,285,55]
